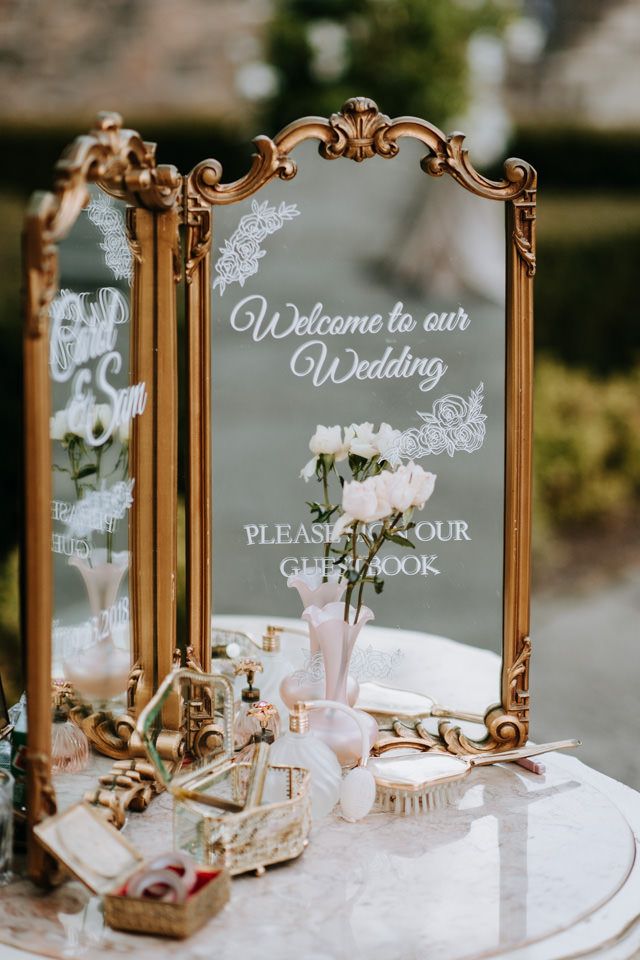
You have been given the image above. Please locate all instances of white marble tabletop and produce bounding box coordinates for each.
[0,618,638,960]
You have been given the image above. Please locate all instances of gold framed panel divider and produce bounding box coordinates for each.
[185,96,536,756]
[22,113,181,883]
[22,97,535,884]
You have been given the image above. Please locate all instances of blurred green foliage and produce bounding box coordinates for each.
[265,0,508,133]
[536,192,640,374]
[0,550,21,704]
[534,358,640,533]
[0,121,252,199]
[506,127,640,193]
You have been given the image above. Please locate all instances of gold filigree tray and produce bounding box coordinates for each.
[137,668,312,876]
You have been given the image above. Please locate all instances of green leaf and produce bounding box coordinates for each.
[385,533,415,548]
[348,454,367,474]
[75,465,97,480]
[374,579,385,595]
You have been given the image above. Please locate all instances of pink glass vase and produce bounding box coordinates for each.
[281,571,359,708]
[300,602,378,766]
[64,549,130,705]
[287,571,345,656]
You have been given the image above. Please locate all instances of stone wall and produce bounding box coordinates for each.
[0,0,272,123]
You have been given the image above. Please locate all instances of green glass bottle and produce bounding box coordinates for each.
[10,699,27,814]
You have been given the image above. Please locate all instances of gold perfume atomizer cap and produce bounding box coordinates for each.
[289,702,309,735]
[262,625,282,654]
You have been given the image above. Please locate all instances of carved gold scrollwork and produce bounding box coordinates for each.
[125,207,142,265]
[512,188,537,276]
[320,96,398,162]
[185,201,212,284]
[190,137,297,207]
[69,706,132,761]
[189,97,537,211]
[507,635,532,723]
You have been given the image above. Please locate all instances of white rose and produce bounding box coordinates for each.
[300,456,317,482]
[348,422,378,459]
[332,475,392,540]
[94,404,112,431]
[384,462,437,512]
[50,409,69,441]
[309,425,344,457]
[376,422,402,460]
[118,418,131,444]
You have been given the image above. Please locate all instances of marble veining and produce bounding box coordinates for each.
[2,620,637,959]
[0,755,635,960]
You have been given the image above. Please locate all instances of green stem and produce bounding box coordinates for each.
[321,464,331,583]
[343,522,359,623]
[354,512,402,621]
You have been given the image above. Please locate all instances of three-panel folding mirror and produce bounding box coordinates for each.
[22,99,535,882]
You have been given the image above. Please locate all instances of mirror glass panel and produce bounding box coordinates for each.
[49,188,138,782]
[211,140,505,722]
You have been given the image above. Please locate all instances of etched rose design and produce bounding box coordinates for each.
[86,192,133,284]
[239,215,266,241]
[396,429,423,461]
[451,421,485,453]
[215,250,240,288]
[262,207,283,234]
[234,235,261,263]
[432,395,468,430]
[418,422,449,456]
[394,384,487,462]
[213,200,300,294]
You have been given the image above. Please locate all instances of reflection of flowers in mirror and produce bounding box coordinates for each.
[300,421,401,481]
[300,422,436,622]
[50,402,132,562]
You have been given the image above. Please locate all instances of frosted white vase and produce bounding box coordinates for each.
[287,572,346,653]
[301,603,379,766]
[64,550,130,704]
[283,571,359,708]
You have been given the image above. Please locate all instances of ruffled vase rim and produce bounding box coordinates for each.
[301,602,374,628]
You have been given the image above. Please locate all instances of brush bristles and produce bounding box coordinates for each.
[376,782,460,814]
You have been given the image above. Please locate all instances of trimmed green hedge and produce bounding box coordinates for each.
[0,120,251,197]
[496,126,640,192]
[534,357,640,538]
[536,219,640,374]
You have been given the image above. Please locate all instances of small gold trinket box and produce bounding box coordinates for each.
[34,803,230,938]
[138,668,312,876]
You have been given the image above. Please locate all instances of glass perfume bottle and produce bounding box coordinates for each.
[233,659,280,750]
[267,702,342,818]
[257,626,293,718]
[10,695,27,815]
[51,681,90,774]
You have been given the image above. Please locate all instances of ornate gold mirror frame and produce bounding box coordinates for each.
[21,97,535,885]
[184,96,536,757]
[22,113,182,883]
